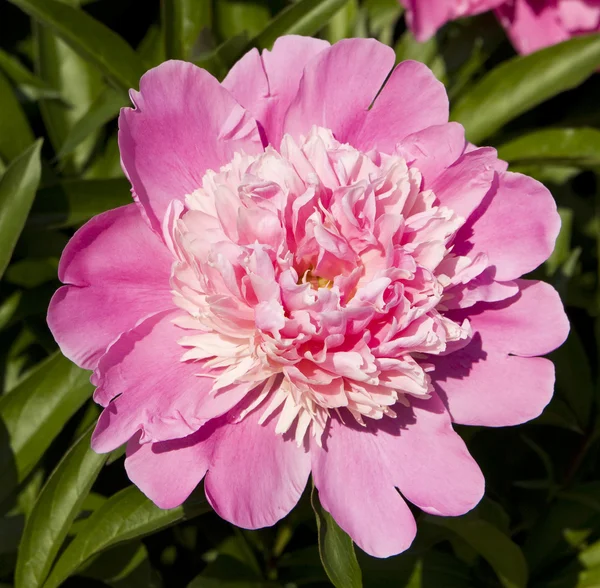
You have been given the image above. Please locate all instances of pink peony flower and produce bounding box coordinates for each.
[48,36,569,557]
[402,0,600,54]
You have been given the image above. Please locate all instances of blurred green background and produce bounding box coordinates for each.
[1,0,600,586]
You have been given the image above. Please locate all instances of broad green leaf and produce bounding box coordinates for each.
[15,426,108,588]
[28,178,131,229]
[498,128,600,168]
[32,21,103,172]
[580,540,600,569]
[0,293,22,332]
[253,0,350,51]
[311,488,362,588]
[326,0,359,43]
[5,259,59,289]
[427,516,528,588]
[0,69,35,164]
[0,140,43,279]
[57,22,167,161]
[8,0,146,94]
[43,485,211,588]
[194,33,249,79]
[17,469,45,519]
[162,0,211,60]
[56,88,126,160]
[197,0,350,77]
[217,0,270,41]
[579,567,600,588]
[0,48,60,100]
[365,0,403,44]
[451,33,600,143]
[84,134,122,179]
[0,352,92,507]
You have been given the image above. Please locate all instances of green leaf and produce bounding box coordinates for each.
[311,487,362,588]
[0,352,92,508]
[580,540,600,569]
[32,21,103,172]
[8,0,146,94]
[451,33,600,143]
[498,128,600,168]
[253,0,350,51]
[0,140,43,279]
[0,69,35,164]
[56,88,126,161]
[427,516,528,588]
[217,0,271,41]
[43,485,211,588]
[194,33,250,80]
[28,178,131,229]
[57,21,167,161]
[162,0,212,60]
[325,0,359,44]
[196,0,350,78]
[5,258,59,289]
[578,567,600,588]
[365,0,403,44]
[0,48,61,100]
[15,426,108,588]
[84,134,122,179]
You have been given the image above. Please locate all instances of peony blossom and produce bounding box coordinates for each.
[402,0,600,55]
[48,36,569,557]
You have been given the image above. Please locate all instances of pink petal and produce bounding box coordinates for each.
[283,38,395,144]
[396,122,466,188]
[125,425,217,509]
[405,0,505,42]
[204,407,311,529]
[47,204,173,370]
[495,0,569,55]
[434,280,570,426]
[455,171,561,281]
[312,417,417,557]
[377,393,485,517]
[91,311,248,453]
[558,0,600,33]
[119,60,263,232]
[432,147,499,219]
[222,35,329,147]
[348,60,449,154]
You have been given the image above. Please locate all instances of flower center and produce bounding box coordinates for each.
[166,126,477,445]
[300,267,334,290]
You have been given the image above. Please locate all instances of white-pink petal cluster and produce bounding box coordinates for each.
[167,127,473,445]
